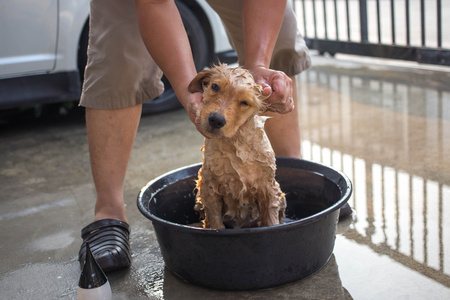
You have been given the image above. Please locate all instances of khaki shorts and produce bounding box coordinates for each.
[206,0,310,76]
[80,0,310,110]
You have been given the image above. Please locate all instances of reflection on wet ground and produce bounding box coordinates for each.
[298,55,450,298]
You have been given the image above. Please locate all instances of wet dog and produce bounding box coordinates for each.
[188,64,286,229]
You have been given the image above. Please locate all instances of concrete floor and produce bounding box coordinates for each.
[1,54,449,299]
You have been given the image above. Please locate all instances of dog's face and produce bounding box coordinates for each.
[188,65,267,139]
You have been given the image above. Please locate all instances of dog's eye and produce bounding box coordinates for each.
[211,83,220,92]
[240,100,249,107]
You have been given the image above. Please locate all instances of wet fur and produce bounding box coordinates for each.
[188,64,286,229]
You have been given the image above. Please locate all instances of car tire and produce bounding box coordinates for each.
[141,0,209,115]
[78,22,89,84]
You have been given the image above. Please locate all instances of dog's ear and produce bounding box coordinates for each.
[188,69,214,93]
[255,84,270,113]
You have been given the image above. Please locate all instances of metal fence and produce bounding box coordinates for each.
[294,0,450,66]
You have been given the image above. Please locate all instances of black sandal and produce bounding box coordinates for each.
[78,219,131,272]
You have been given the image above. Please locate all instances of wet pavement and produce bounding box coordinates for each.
[1,54,449,299]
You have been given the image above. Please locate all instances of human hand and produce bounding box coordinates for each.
[182,92,209,137]
[246,66,294,114]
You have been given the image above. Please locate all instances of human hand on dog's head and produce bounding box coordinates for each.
[245,66,294,114]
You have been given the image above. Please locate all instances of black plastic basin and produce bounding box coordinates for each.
[137,158,352,290]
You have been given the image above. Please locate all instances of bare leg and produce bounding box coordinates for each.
[265,77,301,158]
[85,104,142,223]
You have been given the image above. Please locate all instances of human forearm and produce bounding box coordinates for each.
[242,0,293,114]
[242,0,287,69]
[134,0,196,108]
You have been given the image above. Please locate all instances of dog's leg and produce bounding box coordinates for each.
[203,194,225,229]
[266,204,281,227]
[269,193,285,226]
[277,186,287,222]
[258,186,285,227]
[197,184,225,229]
[257,189,273,227]
[272,180,286,222]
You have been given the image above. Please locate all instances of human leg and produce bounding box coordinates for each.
[264,77,301,158]
[81,0,163,221]
[262,1,309,158]
[86,105,143,223]
[77,105,142,272]
[78,0,164,272]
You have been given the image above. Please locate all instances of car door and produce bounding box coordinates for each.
[0,0,58,78]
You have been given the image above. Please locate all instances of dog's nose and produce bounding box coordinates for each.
[208,112,226,129]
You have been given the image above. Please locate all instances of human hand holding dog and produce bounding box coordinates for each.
[179,91,209,137]
[241,0,292,114]
[247,66,294,114]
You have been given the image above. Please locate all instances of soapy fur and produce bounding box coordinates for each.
[188,64,286,229]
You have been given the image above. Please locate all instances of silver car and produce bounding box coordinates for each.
[0,0,236,114]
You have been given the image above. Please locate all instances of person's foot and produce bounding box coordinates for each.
[78,219,132,272]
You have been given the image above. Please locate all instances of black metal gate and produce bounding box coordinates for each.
[294,0,450,66]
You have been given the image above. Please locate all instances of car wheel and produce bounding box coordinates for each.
[141,0,209,115]
[78,22,89,84]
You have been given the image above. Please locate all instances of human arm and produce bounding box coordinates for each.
[134,0,202,128]
[242,0,294,113]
